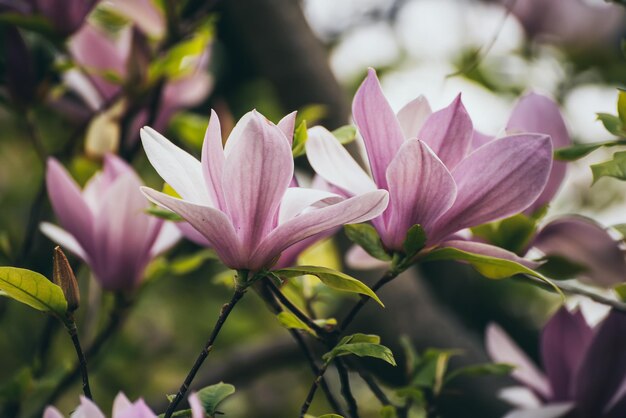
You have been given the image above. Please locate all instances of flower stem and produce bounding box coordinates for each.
[64,320,92,400]
[163,286,246,418]
[336,359,359,418]
[300,360,330,417]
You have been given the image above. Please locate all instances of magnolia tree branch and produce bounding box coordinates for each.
[163,286,246,418]
[64,321,92,400]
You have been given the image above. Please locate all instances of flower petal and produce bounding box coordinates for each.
[251,190,389,270]
[150,221,182,257]
[43,406,64,418]
[40,222,88,261]
[396,95,432,138]
[471,130,494,151]
[278,187,343,225]
[112,392,133,416]
[306,126,377,196]
[46,158,95,255]
[383,139,456,250]
[189,392,205,418]
[352,68,405,189]
[431,134,552,243]
[503,404,574,418]
[507,93,570,213]
[222,111,294,254]
[141,187,243,268]
[345,245,390,270]
[418,94,473,170]
[540,307,593,401]
[74,395,105,418]
[441,240,540,269]
[140,126,211,205]
[532,216,626,288]
[201,109,226,210]
[177,221,211,247]
[486,323,552,399]
[277,111,297,146]
[574,309,626,415]
[499,386,543,409]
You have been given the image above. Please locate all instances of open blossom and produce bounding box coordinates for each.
[486,307,626,418]
[140,109,389,271]
[43,392,204,418]
[41,154,180,291]
[307,68,552,258]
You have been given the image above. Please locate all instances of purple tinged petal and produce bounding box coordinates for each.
[140,127,212,205]
[499,386,543,409]
[383,139,457,250]
[43,406,64,418]
[486,323,552,399]
[141,187,243,269]
[149,222,182,257]
[221,111,294,255]
[46,158,95,255]
[92,174,161,290]
[40,222,89,262]
[532,216,626,288]
[574,310,626,416]
[540,307,593,401]
[503,404,574,418]
[112,392,133,416]
[177,222,211,247]
[223,112,255,157]
[103,153,135,181]
[352,68,406,189]
[418,94,473,170]
[201,110,226,210]
[346,244,390,270]
[431,134,552,243]
[188,392,205,418]
[306,126,377,196]
[441,240,540,269]
[115,399,157,418]
[471,130,494,151]
[278,187,342,225]
[396,95,432,138]
[75,395,106,418]
[507,93,570,214]
[277,111,297,146]
[36,0,97,35]
[250,190,389,271]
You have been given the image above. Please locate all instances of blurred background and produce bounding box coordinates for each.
[1,0,626,417]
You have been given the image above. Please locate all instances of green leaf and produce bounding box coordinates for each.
[344,224,391,261]
[403,225,427,258]
[0,267,67,317]
[332,125,357,145]
[537,255,586,281]
[411,349,460,394]
[444,363,514,384]
[380,405,398,418]
[313,317,337,329]
[591,151,626,183]
[337,333,381,345]
[615,283,626,302]
[612,223,626,238]
[168,112,209,150]
[554,140,626,161]
[597,113,624,136]
[169,250,217,275]
[275,266,384,306]
[324,342,397,366]
[145,206,184,222]
[276,311,317,337]
[197,382,235,415]
[471,214,537,254]
[292,120,308,157]
[618,90,626,126]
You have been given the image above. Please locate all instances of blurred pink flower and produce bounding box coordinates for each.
[43,392,204,418]
[487,307,626,418]
[140,109,389,271]
[41,154,180,291]
[308,69,552,258]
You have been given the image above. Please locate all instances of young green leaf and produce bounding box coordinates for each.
[277,311,317,337]
[337,333,381,345]
[292,120,308,157]
[332,125,357,145]
[0,267,67,317]
[274,266,384,306]
[169,250,218,275]
[344,224,391,261]
[471,214,537,255]
[591,151,626,184]
[444,363,514,385]
[197,382,235,415]
[597,113,624,136]
[618,90,626,126]
[380,405,398,418]
[146,206,184,222]
[554,140,626,161]
[403,224,427,258]
[324,342,397,366]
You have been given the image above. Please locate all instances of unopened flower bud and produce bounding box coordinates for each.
[52,246,80,313]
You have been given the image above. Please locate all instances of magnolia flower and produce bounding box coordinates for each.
[140,109,389,271]
[0,0,98,36]
[43,392,204,418]
[307,69,552,259]
[486,307,626,418]
[41,154,180,291]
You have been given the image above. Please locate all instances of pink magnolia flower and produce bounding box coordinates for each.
[140,109,389,271]
[41,154,180,291]
[486,307,626,418]
[0,0,98,36]
[43,392,204,418]
[307,69,552,257]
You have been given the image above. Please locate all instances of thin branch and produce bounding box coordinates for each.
[353,366,391,407]
[163,287,246,418]
[335,359,359,418]
[64,321,92,399]
[300,361,330,417]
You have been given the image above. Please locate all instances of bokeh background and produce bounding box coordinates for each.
[1,0,626,417]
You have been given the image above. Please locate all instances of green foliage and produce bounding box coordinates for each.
[471,214,538,254]
[0,13,56,38]
[403,224,427,259]
[292,120,308,157]
[444,363,514,385]
[344,224,391,261]
[591,151,626,183]
[323,333,396,366]
[197,382,236,416]
[276,311,318,337]
[274,266,384,306]
[332,125,357,145]
[379,405,398,418]
[537,255,587,281]
[615,283,626,301]
[169,250,218,275]
[597,113,624,136]
[146,206,184,222]
[169,112,209,150]
[0,267,67,318]
[150,23,213,80]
